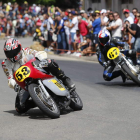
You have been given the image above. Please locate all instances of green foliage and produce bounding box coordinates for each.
[1,0,79,8]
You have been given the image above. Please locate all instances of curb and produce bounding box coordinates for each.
[47,51,98,62]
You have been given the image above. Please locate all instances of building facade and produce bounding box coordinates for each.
[84,0,140,18]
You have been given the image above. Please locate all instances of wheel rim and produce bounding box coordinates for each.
[34,87,58,113]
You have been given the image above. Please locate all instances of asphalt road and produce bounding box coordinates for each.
[0,38,140,140]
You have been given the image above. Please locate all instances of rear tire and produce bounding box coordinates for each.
[69,91,83,110]
[28,84,60,119]
[121,63,140,85]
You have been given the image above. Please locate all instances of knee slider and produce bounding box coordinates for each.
[103,74,112,81]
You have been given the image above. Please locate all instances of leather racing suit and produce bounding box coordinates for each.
[2,47,74,113]
[96,42,137,82]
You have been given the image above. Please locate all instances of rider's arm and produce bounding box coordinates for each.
[24,47,48,61]
[96,47,106,67]
[24,47,37,56]
[1,60,16,89]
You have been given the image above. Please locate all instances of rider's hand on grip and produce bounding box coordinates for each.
[38,60,48,68]
[14,84,20,92]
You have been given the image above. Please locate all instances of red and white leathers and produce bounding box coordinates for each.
[1,47,47,89]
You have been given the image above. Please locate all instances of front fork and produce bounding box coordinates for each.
[38,80,50,99]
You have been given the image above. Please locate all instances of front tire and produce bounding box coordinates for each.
[28,84,60,119]
[69,91,83,110]
[121,63,140,85]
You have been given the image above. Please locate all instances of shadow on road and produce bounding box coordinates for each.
[96,81,138,87]
[4,108,74,120]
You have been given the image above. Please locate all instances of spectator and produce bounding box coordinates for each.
[106,13,114,35]
[137,13,140,27]
[73,30,81,55]
[6,2,11,13]
[132,8,139,24]
[123,9,134,24]
[66,11,78,53]
[56,13,67,54]
[107,12,122,39]
[82,35,93,56]
[92,11,101,48]
[124,20,140,53]
[64,16,71,54]
[41,14,48,47]
[46,14,55,47]
[80,10,86,21]
[100,9,108,30]
[77,16,88,42]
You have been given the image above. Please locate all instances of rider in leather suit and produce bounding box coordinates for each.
[96,30,137,82]
[2,38,75,114]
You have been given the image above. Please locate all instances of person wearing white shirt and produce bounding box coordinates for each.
[65,11,78,51]
[64,17,72,54]
[45,14,55,47]
[100,9,109,30]
[123,9,134,24]
[107,12,122,39]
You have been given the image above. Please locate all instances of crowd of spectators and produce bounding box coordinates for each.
[0,1,140,57]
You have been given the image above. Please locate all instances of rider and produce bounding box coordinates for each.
[96,29,137,82]
[2,38,75,114]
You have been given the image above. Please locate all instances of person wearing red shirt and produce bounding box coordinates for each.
[132,8,138,24]
[78,16,89,42]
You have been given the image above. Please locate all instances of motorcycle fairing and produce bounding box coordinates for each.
[42,77,70,97]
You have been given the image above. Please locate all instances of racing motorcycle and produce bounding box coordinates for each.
[13,55,83,119]
[107,47,140,85]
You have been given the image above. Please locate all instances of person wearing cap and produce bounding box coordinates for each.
[92,11,101,48]
[123,9,134,24]
[80,10,86,21]
[65,11,78,52]
[100,9,109,30]
[6,2,11,13]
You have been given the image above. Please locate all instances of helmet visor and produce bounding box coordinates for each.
[4,45,21,59]
[99,36,109,45]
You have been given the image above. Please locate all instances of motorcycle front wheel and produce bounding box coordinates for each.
[121,63,140,86]
[28,84,60,119]
[69,91,83,111]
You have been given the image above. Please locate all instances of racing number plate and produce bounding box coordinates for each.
[107,47,120,60]
[51,79,65,91]
[15,66,31,82]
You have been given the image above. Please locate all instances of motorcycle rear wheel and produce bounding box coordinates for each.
[28,84,60,119]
